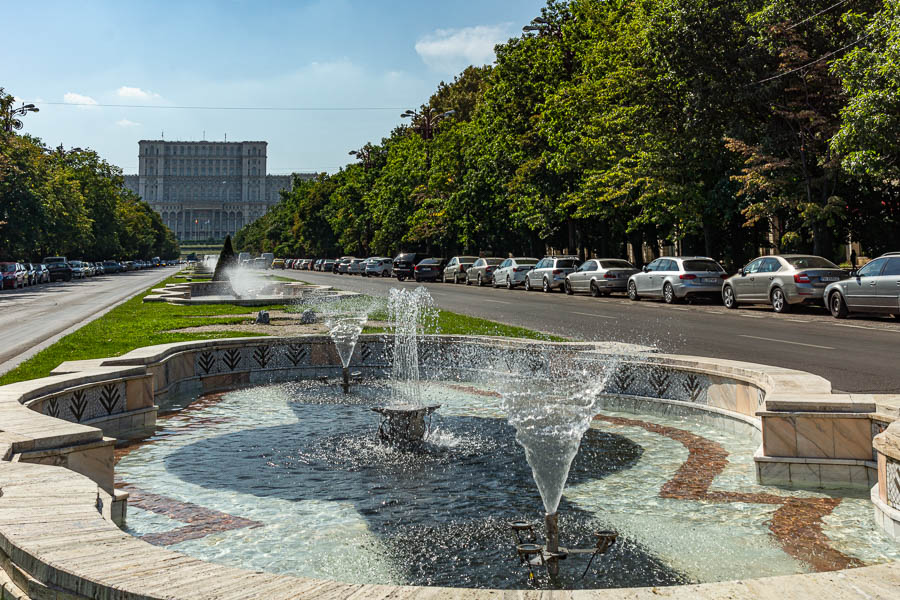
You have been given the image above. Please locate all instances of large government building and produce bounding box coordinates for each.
[123,140,313,241]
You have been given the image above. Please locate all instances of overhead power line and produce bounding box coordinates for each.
[786,0,855,30]
[35,102,406,111]
[748,27,878,86]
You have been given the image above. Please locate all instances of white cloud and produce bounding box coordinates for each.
[116,86,162,101]
[116,118,141,127]
[415,24,512,74]
[63,92,98,108]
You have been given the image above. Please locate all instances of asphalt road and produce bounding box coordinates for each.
[0,267,177,375]
[279,270,900,394]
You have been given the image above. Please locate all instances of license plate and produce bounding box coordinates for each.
[421,268,431,271]
[702,277,720,284]
[820,276,838,282]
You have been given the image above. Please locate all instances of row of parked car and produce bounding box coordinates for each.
[274,251,900,320]
[0,256,169,289]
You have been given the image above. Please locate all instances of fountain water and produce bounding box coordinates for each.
[499,352,619,576]
[325,314,368,393]
[374,287,440,446]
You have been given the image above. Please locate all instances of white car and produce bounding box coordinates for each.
[492,257,539,289]
[364,257,393,277]
[564,259,639,296]
[347,258,367,275]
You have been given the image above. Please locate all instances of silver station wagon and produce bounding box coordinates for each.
[564,258,638,296]
[722,254,846,313]
[628,256,726,303]
[825,252,900,319]
[525,256,581,292]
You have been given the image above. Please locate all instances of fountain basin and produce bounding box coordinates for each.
[143,279,355,305]
[2,334,900,598]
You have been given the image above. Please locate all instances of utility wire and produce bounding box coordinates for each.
[786,0,855,30]
[747,27,878,86]
[34,102,406,111]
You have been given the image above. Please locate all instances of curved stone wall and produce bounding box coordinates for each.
[1,334,899,599]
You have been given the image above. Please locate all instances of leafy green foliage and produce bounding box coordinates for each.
[233,0,897,264]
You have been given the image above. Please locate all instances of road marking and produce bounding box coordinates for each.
[481,299,511,305]
[670,307,689,311]
[785,318,812,323]
[572,312,616,319]
[738,335,834,350]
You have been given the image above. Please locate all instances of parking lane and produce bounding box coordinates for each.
[278,269,900,393]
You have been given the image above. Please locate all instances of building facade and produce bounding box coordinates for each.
[122,140,312,241]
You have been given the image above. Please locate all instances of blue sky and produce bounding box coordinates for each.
[6,0,547,174]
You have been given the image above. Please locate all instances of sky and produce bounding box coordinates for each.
[5,0,547,174]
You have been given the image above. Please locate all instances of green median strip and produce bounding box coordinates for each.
[0,276,279,386]
[0,275,565,386]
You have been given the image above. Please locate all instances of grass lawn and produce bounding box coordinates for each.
[0,276,282,386]
[1,276,564,385]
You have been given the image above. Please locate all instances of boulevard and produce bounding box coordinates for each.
[0,267,176,375]
[279,269,900,394]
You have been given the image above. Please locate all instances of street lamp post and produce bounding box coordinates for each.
[3,101,39,133]
[400,108,456,170]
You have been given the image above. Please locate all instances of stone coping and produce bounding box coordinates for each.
[2,334,900,597]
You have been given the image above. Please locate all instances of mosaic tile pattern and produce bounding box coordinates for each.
[605,365,711,405]
[44,382,127,423]
[872,420,890,461]
[886,458,900,510]
[595,414,863,573]
[194,343,319,375]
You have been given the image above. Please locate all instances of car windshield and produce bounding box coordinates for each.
[682,260,723,272]
[70,261,81,266]
[516,259,538,265]
[555,259,577,268]
[486,258,503,265]
[599,260,633,269]
[1,264,14,272]
[420,259,438,265]
[397,254,416,261]
[786,256,839,269]
[459,256,478,263]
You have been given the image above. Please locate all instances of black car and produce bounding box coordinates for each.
[393,252,429,282]
[413,258,448,282]
[44,259,72,282]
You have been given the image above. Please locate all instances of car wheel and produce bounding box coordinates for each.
[771,287,791,313]
[628,280,640,301]
[590,282,601,298]
[465,274,472,286]
[506,276,513,290]
[397,275,406,282]
[542,278,552,293]
[829,292,848,319]
[565,280,574,295]
[663,283,678,304]
[455,273,461,284]
[477,274,484,287]
[723,285,738,309]
[524,277,532,291]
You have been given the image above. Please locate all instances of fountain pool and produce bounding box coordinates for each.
[115,379,900,590]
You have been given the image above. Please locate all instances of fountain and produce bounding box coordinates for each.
[499,351,620,577]
[324,314,367,393]
[372,287,440,446]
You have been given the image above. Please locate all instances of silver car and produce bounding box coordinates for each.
[628,256,725,303]
[565,259,639,296]
[442,256,478,283]
[465,257,503,286]
[492,257,538,289]
[347,258,366,275]
[825,252,900,319]
[364,257,393,277]
[722,255,846,313]
[525,256,581,292]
